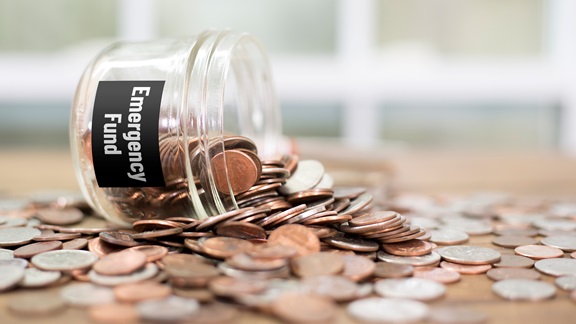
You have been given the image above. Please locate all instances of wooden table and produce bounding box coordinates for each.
[1,146,575,323]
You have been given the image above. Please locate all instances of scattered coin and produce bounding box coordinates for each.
[291,252,344,277]
[486,268,541,281]
[515,245,564,259]
[492,235,538,248]
[268,224,320,256]
[13,241,63,259]
[7,293,66,316]
[31,250,99,271]
[36,207,84,225]
[271,293,336,323]
[372,262,414,278]
[0,258,28,268]
[493,254,535,268]
[347,297,429,323]
[437,246,501,265]
[89,303,139,323]
[541,235,576,252]
[20,267,62,288]
[183,302,238,323]
[322,235,379,252]
[62,238,89,250]
[114,281,172,302]
[428,307,488,324]
[89,263,159,286]
[440,261,492,275]
[92,250,147,276]
[0,264,25,291]
[60,282,116,306]
[301,275,358,302]
[137,296,199,322]
[0,248,13,260]
[413,267,461,284]
[341,254,375,282]
[374,278,446,301]
[429,229,469,245]
[555,275,576,290]
[208,276,268,297]
[492,279,556,301]
[278,160,325,195]
[0,227,41,247]
[126,245,169,262]
[534,258,576,276]
[201,236,254,259]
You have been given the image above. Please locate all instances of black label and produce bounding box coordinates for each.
[91,81,165,187]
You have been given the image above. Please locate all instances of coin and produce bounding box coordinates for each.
[208,276,268,297]
[247,243,298,259]
[13,241,63,259]
[413,267,461,284]
[492,235,538,248]
[572,252,576,259]
[268,224,320,256]
[377,250,441,267]
[36,207,84,225]
[114,281,172,302]
[492,279,556,301]
[322,235,379,252]
[382,239,433,256]
[0,264,25,291]
[440,261,492,274]
[92,250,147,276]
[226,253,286,271]
[33,232,81,242]
[215,221,267,240]
[89,263,159,286]
[373,262,414,278]
[301,275,358,302]
[291,252,344,277]
[7,293,66,316]
[60,282,115,306]
[541,235,576,252]
[555,275,576,290]
[339,192,373,215]
[341,255,375,282]
[429,229,469,245]
[62,238,89,250]
[486,268,541,281]
[99,231,142,247]
[0,258,28,268]
[0,248,13,260]
[347,297,429,323]
[89,303,139,323]
[211,150,261,195]
[428,307,488,324]
[137,296,199,322]
[19,268,61,288]
[437,246,501,265]
[31,250,99,271]
[534,258,576,276]
[278,160,325,195]
[493,254,535,268]
[0,227,41,247]
[374,277,446,301]
[515,245,564,259]
[201,236,254,259]
[183,302,238,323]
[349,211,398,226]
[271,293,336,323]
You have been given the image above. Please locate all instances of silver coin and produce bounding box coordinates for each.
[88,263,158,286]
[377,251,441,267]
[555,275,576,290]
[0,217,27,228]
[429,229,469,245]
[532,219,576,231]
[429,307,488,324]
[535,258,576,277]
[439,222,492,236]
[31,250,99,271]
[279,160,324,195]
[7,293,67,316]
[0,258,29,268]
[541,235,576,252]
[0,227,41,247]
[314,173,334,189]
[0,264,25,291]
[493,254,534,268]
[60,282,115,307]
[137,296,199,322]
[0,248,13,260]
[301,275,359,302]
[492,279,556,301]
[338,193,373,215]
[437,246,501,265]
[347,297,429,323]
[374,278,446,301]
[20,268,62,288]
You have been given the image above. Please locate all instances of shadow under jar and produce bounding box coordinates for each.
[71,30,283,225]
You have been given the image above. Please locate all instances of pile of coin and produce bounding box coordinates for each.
[1,159,576,322]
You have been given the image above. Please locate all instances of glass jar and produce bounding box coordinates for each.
[70,30,283,225]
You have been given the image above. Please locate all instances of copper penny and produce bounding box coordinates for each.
[302,213,352,226]
[571,252,576,259]
[126,245,169,262]
[268,224,320,256]
[36,207,84,225]
[440,261,492,274]
[201,237,254,259]
[493,254,535,268]
[114,281,172,302]
[492,235,538,248]
[349,211,398,227]
[88,237,125,257]
[226,253,286,271]
[493,228,539,237]
[323,235,379,252]
[99,231,142,247]
[291,252,344,277]
[92,250,147,276]
[62,238,89,250]
[271,293,336,323]
[89,303,139,323]
[342,255,376,282]
[196,208,252,231]
[247,243,298,259]
[486,268,541,281]
[215,221,266,240]
[514,244,564,259]
[208,276,268,297]
[382,239,432,256]
[7,293,66,316]
[131,227,183,240]
[13,241,62,259]
[413,267,461,284]
[301,275,359,302]
[333,187,367,200]
[172,288,214,303]
[339,215,403,235]
[373,262,414,278]
[186,302,238,323]
[258,205,307,228]
[132,219,184,232]
[33,232,81,242]
[306,225,338,239]
[211,150,261,195]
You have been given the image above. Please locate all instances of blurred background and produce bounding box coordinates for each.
[1,0,576,152]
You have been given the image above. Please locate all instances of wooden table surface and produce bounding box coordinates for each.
[1,146,575,324]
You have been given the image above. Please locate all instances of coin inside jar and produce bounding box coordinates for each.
[211,150,261,195]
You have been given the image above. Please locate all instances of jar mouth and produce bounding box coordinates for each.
[183,30,282,219]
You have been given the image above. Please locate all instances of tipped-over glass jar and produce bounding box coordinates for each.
[70,30,283,225]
